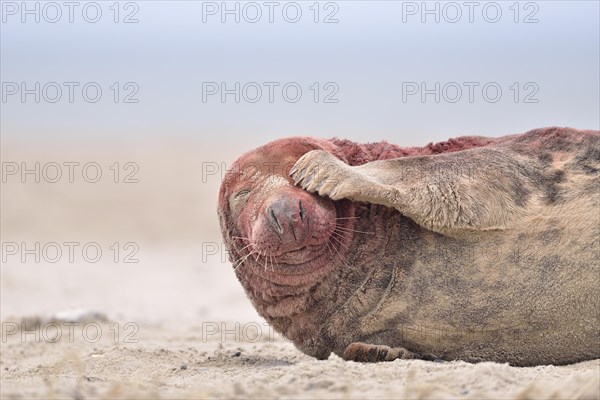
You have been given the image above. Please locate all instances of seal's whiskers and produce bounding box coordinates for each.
[233,250,256,271]
[329,230,351,250]
[235,243,253,254]
[326,237,352,270]
[334,226,375,235]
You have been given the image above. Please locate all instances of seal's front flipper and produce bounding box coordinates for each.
[342,342,417,362]
[290,150,381,203]
[291,148,538,235]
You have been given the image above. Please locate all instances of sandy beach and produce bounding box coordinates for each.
[2,319,599,399]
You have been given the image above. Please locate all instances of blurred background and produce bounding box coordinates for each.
[2,0,599,328]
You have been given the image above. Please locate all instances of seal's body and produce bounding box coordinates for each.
[217,127,600,366]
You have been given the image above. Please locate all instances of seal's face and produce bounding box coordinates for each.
[218,137,355,313]
[235,181,336,266]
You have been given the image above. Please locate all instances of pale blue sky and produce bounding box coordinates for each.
[2,0,599,145]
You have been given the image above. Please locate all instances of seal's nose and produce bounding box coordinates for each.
[265,197,307,242]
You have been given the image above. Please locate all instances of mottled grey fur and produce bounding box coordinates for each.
[287,128,599,365]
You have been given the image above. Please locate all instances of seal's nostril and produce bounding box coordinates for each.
[270,208,283,234]
[299,201,304,222]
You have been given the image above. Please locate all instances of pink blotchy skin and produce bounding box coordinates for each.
[217,135,491,317]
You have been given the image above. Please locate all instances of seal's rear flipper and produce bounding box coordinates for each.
[342,343,419,362]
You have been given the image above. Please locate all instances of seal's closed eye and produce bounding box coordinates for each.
[229,189,251,211]
[234,189,251,199]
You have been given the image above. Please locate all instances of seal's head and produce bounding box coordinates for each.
[218,137,355,318]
